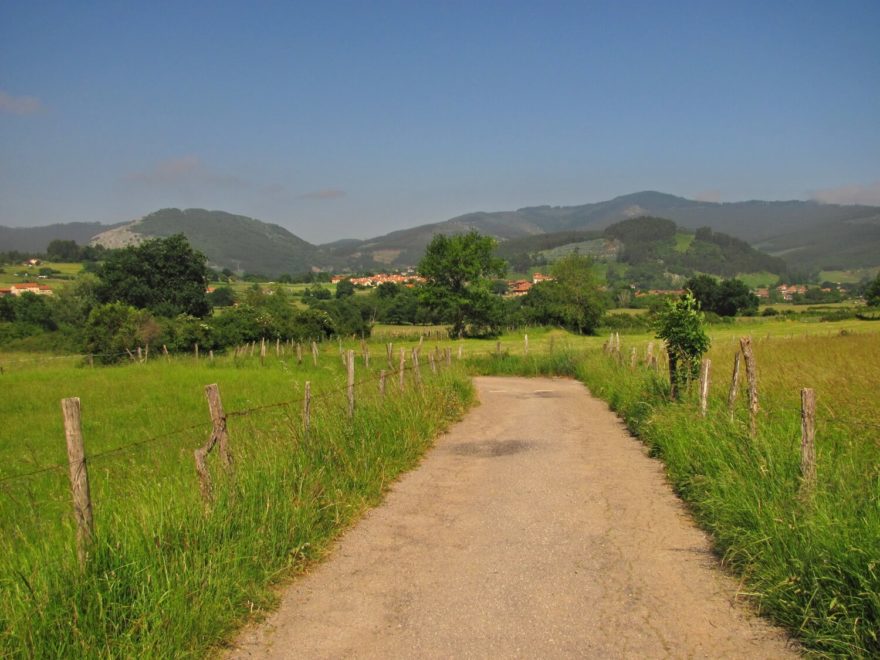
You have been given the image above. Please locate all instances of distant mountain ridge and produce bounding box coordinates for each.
[2,192,879,274]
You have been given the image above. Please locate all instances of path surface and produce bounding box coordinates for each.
[229,377,795,659]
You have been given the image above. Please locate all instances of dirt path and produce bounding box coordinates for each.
[228,377,795,658]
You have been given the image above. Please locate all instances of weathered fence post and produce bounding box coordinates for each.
[739,337,759,437]
[276,338,280,357]
[387,342,393,368]
[800,388,817,489]
[208,349,214,361]
[630,347,638,369]
[296,342,303,365]
[311,341,319,366]
[379,370,387,397]
[347,349,356,418]
[163,344,169,361]
[363,346,370,368]
[195,343,199,360]
[260,338,266,365]
[205,384,232,468]
[699,358,711,416]
[62,397,94,567]
[727,351,741,420]
[412,347,421,386]
[445,347,452,366]
[399,347,406,389]
[303,380,311,434]
[428,352,437,374]
[524,334,529,355]
[458,344,463,360]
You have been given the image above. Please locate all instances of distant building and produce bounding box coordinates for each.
[776,284,807,301]
[6,282,53,296]
[334,273,426,287]
[531,273,554,284]
[507,280,533,296]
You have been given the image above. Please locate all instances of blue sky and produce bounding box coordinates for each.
[1,1,879,243]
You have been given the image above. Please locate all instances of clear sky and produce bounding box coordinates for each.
[1,1,879,243]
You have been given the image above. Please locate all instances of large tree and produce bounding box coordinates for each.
[522,254,605,334]
[418,231,507,338]
[96,234,210,317]
[654,292,710,399]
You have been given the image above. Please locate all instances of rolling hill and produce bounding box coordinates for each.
[89,209,333,276]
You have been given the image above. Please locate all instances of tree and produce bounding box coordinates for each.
[335,278,355,298]
[418,232,507,337]
[208,286,236,308]
[46,239,82,262]
[685,275,758,317]
[96,234,210,317]
[654,292,710,399]
[522,254,605,334]
[865,272,880,307]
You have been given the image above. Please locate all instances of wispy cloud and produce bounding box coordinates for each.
[126,156,249,190]
[299,188,346,200]
[811,181,880,206]
[0,90,43,115]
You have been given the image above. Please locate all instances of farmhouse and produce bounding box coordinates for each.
[1,283,54,297]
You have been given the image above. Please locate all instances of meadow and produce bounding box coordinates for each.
[0,340,473,657]
[2,315,878,656]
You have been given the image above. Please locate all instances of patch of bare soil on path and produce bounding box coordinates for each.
[227,376,795,659]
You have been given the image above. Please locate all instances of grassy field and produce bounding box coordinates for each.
[0,262,84,291]
[0,340,473,657]
[820,267,879,284]
[468,324,880,656]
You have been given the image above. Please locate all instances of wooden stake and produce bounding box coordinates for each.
[800,388,817,489]
[303,380,311,433]
[412,347,421,386]
[429,352,437,374]
[524,334,529,355]
[276,338,280,357]
[379,370,386,397]
[163,344,169,361]
[458,344,463,360]
[445,347,452,366]
[311,341,318,366]
[205,384,232,468]
[387,342,393,368]
[62,397,94,567]
[209,349,214,361]
[699,358,711,416]
[364,347,370,368]
[195,343,199,360]
[727,351,741,420]
[260,338,266,364]
[347,349,355,418]
[740,337,759,437]
[399,347,406,389]
[630,347,638,369]
[296,342,303,365]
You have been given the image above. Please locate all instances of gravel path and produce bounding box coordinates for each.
[228,376,795,659]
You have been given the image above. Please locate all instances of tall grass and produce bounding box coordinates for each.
[469,331,880,656]
[0,347,473,657]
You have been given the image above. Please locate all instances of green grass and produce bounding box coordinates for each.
[673,232,694,253]
[465,327,880,657]
[820,268,879,284]
[734,270,779,288]
[0,262,84,291]
[0,343,473,657]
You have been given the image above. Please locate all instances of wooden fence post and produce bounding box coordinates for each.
[347,349,355,418]
[727,351,741,420]
[379,370,386,397]
[163,344,169,361]
[412,347,421,386]
[740,337,759,437]
[399,347,406,389]
[62,397,94,567]
[205,384,232,468]
[630,347,638,369]
[311,341,319,366]
[800,388,817,489]
[524,334,529,355]
[458,344,463,360]
[303,380,311,434]
[699,358,711,416]
[363,346,370,368]
[445,347,452,366]
[209,349,214,361]
[428,352,436,374]
[260,338,266,365]
[296,342,303,365]
[195,343,199,360]
[387,342,393,368]
[275,338,280,357]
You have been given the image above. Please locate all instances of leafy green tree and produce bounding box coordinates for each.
[46,239,82,262]
[865,272,880,307]
[418,231,507,338]
[83,302,157,363]
[654,292,710,399]
[685,275,758,317]
[522,254,605,334]
[335,279,355,298]
[207,286,236,308]
[96,234,210,317]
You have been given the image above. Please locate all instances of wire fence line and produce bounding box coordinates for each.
[0,350,457,486]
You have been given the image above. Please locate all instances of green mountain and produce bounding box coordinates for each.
[335,192,880,272]
[90,208,331,276]
[0,222,123,252]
